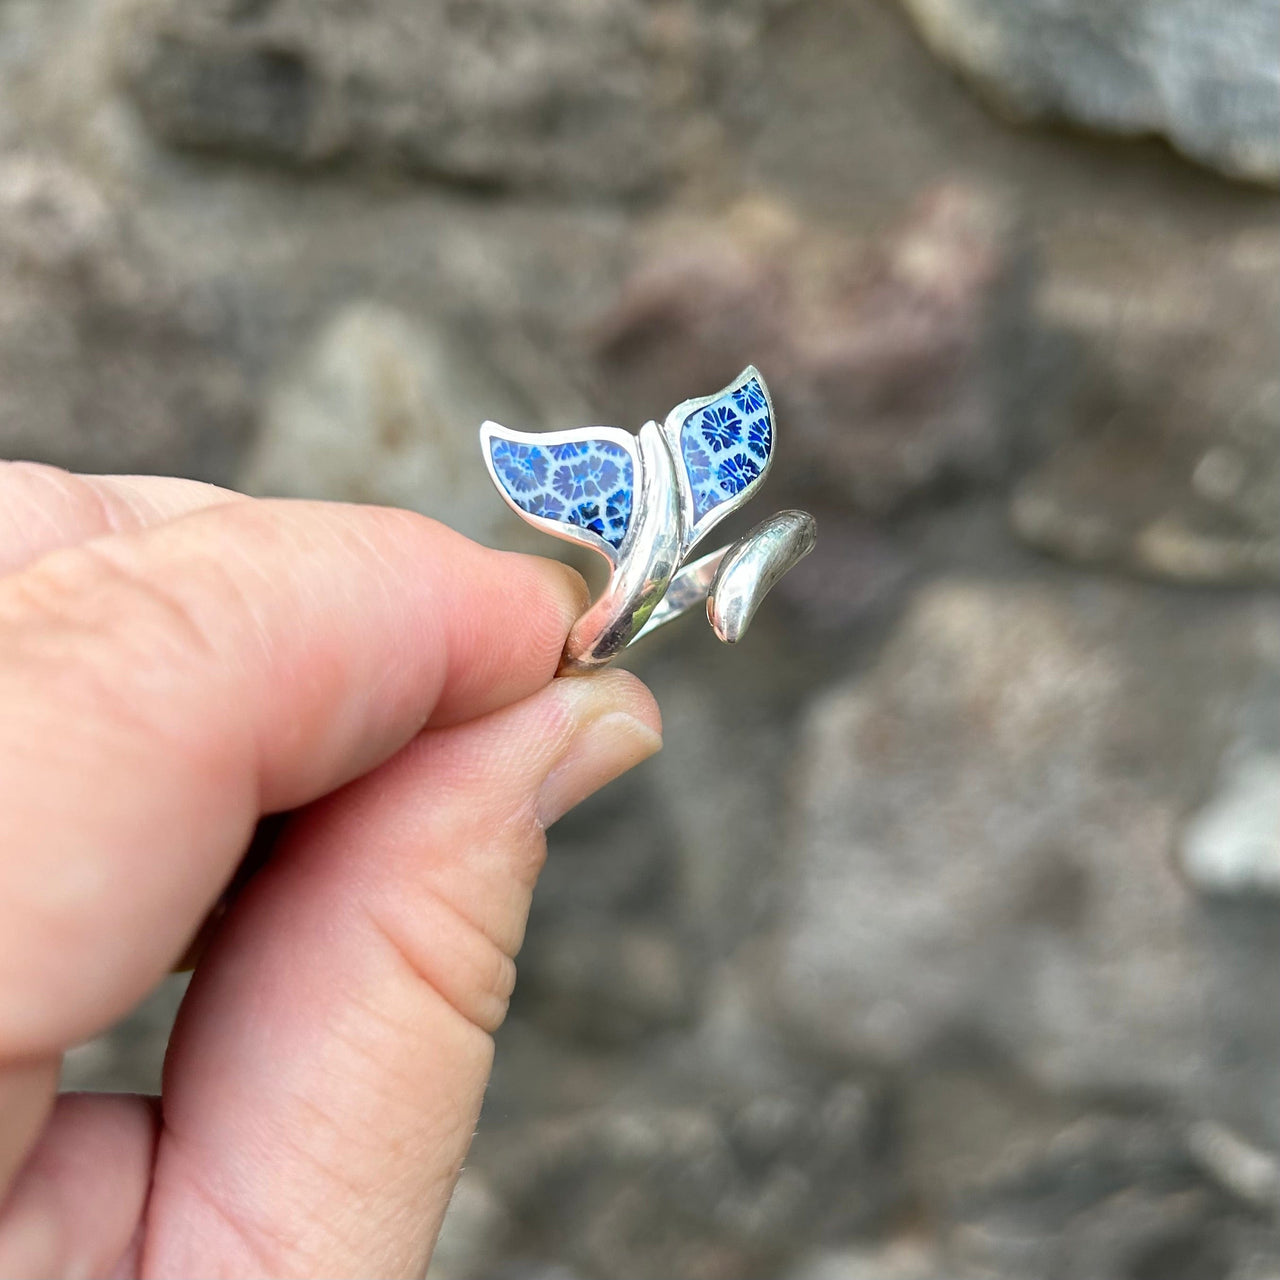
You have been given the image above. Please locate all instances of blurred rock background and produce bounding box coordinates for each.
[7,0,1277,1274]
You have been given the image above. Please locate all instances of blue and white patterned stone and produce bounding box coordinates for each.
[487,435,634,549]
[677,376,772,523]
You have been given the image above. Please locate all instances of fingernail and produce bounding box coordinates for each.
[537,699,662,828]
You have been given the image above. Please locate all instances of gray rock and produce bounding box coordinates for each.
[642,657,802,954]
[118,0,780,198]
[239,300,550,550]
[785,1239,945,1280]
[775,576,1280,1125]
[516,923,696,1047]
[1011,228,1280,587]
[475,1074,892,1280]
[428,1169,512,1280]
[1186,1120,1280,1214]
[772,512,913,635]
[0,151,253,482]
[897,0,1280,186]
[1181,753,1280,897]
[593,185,1035,518]
[953,1115,1280,1280]
[486,1266,584,1280]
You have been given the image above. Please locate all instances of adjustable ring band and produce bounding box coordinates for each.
[481,366,816,675]
[575,509,818,666]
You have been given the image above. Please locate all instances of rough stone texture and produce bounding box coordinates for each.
[1012,227,1280,585]
[516,923,696,1046]
[515,773,698,1046]
[1181,753,1280,897]
[784,1239,945,1280]
[427,1170,513,1280]
[118,0,780,198]
[240,300,554,549]
[593,186,1039,517]
[473,1056,894,1280]
[776,577,1280,1125]
[897,0,1280,186]
[0,151,253,481]
[952,1116,1280,1280]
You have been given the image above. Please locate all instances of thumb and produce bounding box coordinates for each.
[144,669,661,1278]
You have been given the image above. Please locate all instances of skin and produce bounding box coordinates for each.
[0,461,663,1278]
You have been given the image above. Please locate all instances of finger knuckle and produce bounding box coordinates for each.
[368,888,519,1039]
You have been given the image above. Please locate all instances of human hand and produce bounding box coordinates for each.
[0,463,661,1278]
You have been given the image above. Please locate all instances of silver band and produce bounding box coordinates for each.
[589,509,817,664]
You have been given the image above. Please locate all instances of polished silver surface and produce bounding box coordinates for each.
[480,366,816,673]
[559,420,683,673]
[706,510,817,643]
[632,510,817,647]
[631,545,727,642]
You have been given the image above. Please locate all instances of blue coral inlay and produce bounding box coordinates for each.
[679,376,772,521]
[732,380,767,414]
[490,435,634,550]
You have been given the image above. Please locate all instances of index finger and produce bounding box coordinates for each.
[0,462,247,577]
[0,498,587,1056]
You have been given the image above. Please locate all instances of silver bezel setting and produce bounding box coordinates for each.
[660,364,777,559]
[479,420,643,570]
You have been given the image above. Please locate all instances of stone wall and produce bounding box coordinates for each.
[10,0,1278,1275]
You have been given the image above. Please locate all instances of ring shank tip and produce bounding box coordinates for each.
[707,510,817,644]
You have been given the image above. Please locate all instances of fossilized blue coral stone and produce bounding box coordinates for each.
[679,376,772,521]
[488,435,635,550]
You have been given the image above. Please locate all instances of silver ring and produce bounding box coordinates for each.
[481,366,816,674]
